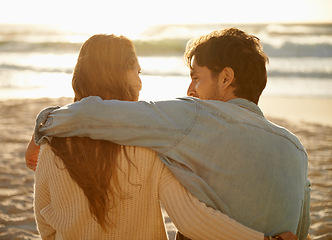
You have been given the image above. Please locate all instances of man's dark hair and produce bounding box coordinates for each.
[185,28,269,104]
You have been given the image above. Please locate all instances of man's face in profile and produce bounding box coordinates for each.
[187,57,220,100]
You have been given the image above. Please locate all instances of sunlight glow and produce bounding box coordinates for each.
[1,0,331,34]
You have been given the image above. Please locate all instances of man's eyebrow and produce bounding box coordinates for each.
[190,69,197,77]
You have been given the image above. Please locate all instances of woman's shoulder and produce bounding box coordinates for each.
[36,144,65,171]
[37,144,53,164]
[120,146,164,175]
[121,146,158,158]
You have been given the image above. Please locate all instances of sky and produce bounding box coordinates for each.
[1,0,331,37]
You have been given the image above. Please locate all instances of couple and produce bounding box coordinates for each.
[26,28,310,240]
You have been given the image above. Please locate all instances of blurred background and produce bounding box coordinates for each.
[0,0,331,101]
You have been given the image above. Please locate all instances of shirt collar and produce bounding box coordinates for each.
[227,98,264,117]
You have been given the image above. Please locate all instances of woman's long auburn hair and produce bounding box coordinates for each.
[50,34,138,231]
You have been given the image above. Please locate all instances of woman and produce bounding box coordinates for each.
[32,34,296,240]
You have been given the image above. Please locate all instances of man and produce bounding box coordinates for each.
[28,28,310,239]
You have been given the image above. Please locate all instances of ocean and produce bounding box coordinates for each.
[1,23,332,101]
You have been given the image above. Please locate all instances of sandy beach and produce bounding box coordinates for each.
[0,96,331,240]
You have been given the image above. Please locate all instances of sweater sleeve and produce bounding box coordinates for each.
[34,145,56,240]
[159,167,264,240]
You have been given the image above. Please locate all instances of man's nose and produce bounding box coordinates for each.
[187,82,196,97]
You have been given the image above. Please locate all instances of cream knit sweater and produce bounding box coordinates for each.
[34,144,263,240]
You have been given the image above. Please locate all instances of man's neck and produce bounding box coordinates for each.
[219,93,237,102]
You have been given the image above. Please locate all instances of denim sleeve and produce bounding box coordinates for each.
[34,106,60,145]
[296,178,311,240]
[36,96,199,154]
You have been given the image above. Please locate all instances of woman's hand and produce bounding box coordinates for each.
[264,232,298,240]
[25,134,40,171]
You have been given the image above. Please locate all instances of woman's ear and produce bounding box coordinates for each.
[218,67,235,89]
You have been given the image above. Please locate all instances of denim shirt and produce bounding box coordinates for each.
[35,96,311,239]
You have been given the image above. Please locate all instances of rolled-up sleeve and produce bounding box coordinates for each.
[296,178,311,240]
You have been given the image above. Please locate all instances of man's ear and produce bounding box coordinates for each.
[218,67,235,89]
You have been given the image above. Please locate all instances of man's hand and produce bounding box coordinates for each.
[25,134,40,171]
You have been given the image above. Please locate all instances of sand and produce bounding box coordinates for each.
[0,97,331,240]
